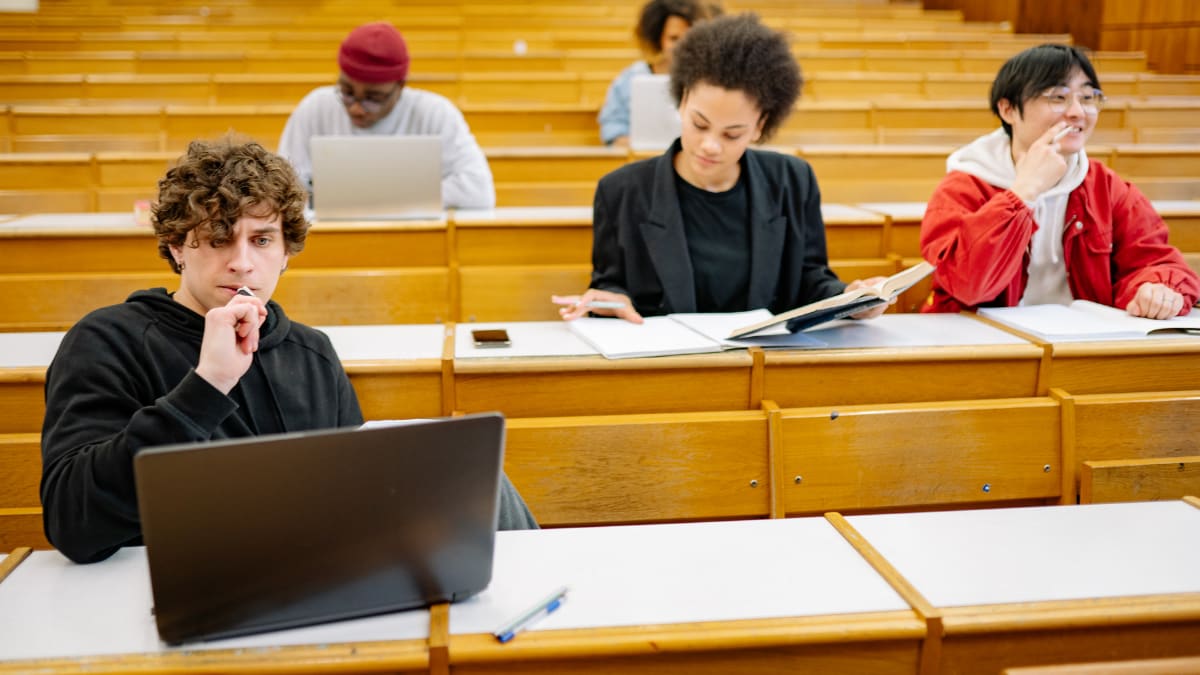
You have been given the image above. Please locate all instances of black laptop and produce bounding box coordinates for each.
[133,413,505,645]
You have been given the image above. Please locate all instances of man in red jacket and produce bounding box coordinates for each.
[920,44,1199,318]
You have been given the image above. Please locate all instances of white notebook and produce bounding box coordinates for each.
[567,310,825,359]
[979,300,1200,341]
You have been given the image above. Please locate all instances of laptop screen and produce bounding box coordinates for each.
[310,135,444,221]
[629,74,681,152]
[134,413,504,644]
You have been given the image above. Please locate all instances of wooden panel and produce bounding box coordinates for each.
[0,268,451,330]
[0,190,92,214]
[1071,391,1200,493]
[451,635,920,675]
[1081,455,1200,504]
[458,264,591,322]
[505,411,770,525]
[10,107,162,136]
[272,268,452,325]
[0,153,91,189]
[486,149,625,183]
[94,152,176,187]
[1046,344,1200,394]
[346,368,445,421]
[0,507,51,551]
[0,376,45,434]
[453,353,754,417]
[0,434,40,507]
[941,619,1200,675]
[781,398,1061,515]
[1005,654,1200,674]
[495,181,598,207]
[0,232,158,273]
[162,105,291,151]
[298,224,448,268]
[0,272,175,331]
[456,224,591,265]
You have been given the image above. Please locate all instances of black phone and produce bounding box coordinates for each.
[471,328,512,348]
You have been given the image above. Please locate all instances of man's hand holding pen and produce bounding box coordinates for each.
[194,286,268,395]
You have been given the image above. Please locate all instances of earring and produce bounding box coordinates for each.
[177,261,186,271]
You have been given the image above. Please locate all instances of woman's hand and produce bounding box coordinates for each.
[551,290,643,323]
[844,277,893,320]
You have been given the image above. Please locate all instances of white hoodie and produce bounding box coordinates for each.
[945,128,1089,306]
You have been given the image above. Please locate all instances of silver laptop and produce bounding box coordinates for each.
[310,135,443,220]
[134,413,504,644]
[629,74,681,152]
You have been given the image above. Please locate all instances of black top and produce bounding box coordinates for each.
[675,168,750,312]
[40,288,363,563]
[590,138,845,317]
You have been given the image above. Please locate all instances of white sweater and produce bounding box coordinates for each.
[278,86,495,209]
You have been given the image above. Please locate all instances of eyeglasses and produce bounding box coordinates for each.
[338,85,399,113]
[1036,88,1107,113]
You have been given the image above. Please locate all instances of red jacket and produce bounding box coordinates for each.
[920,159,1200,314]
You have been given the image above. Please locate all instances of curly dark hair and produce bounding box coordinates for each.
[990,43,1102,138]
[635,0,721,54]
[669,13,801,141]
[152,138,309,273]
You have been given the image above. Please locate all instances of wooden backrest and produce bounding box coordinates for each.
[779,397,1062,515]
[1080,456,1200,504]
[505,410,771,526]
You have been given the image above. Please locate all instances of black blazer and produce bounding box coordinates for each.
[590,139,846,316]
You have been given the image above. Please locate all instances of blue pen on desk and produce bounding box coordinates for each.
[493,586,569,643]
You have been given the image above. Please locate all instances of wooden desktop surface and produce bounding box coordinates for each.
[4,502,1200,674]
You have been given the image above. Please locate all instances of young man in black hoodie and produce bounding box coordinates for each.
[40,139,536,564]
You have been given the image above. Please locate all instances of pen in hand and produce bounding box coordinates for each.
[236,286,255,297]
[493,586,569,643]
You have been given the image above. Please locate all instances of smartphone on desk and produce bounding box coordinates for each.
[472,329,512,348]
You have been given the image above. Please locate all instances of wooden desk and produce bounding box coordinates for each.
[447,518,922,674]
[760,314,1043,408]
[844,500,1200,674]
[451,322,754,416]
[1038,338,1200,395]
[781,396,1062,515]
[0,547,429,673]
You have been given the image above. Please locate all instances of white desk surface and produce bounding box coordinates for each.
[452,206,592,224]
[0,212,143,232]
[1151,199,1200,216]
[0,331,65,368]
[821,203,887,223]
[450,517,910,636]
[454,321,597,358]
[320,324,446,361]
[801,313,1029,349]
[848,501,1200,609]
[0,548,430,663]
[855,202,927,221]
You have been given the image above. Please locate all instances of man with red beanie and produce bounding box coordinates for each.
[279,21,495,209]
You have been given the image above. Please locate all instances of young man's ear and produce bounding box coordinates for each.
[996,98,1020,127]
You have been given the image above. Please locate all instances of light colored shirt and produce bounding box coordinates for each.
[597,61,652,145]
[279,85,496,209]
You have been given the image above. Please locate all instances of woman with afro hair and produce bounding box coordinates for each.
[559,14,889,324]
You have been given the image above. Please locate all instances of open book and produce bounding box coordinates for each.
[979,300,1200,341]
[566,309,826,359]
[728,261,935,339]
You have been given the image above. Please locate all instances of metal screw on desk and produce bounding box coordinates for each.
[982,483,991,493]
[1043,464,1051,473]
[749,479,759,488]
[794,475,803,484]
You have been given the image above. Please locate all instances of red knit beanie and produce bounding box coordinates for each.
[338,22,410,83]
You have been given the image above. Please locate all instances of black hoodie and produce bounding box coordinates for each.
[41,288,363,563]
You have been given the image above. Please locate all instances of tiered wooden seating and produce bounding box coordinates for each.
[1080,456,1200,504]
